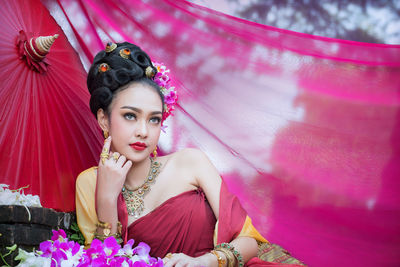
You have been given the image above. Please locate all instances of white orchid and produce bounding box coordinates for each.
[0,184,41,207]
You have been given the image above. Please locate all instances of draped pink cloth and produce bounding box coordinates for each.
[119,188,216,258]
[29,0,400,265]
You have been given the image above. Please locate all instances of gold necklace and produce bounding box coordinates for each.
[122,158,162,218]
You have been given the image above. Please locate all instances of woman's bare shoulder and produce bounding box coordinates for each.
[167,148,208,165]
[166,148,217,181]
[157,148,209,184]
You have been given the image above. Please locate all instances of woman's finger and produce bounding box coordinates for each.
[99,136,112,165]
[103,136,112,151]
[163,253,179,267]
[116,155,126,168]
[163,253,173,265]
[111,152,120,162]
[122,159,133,173]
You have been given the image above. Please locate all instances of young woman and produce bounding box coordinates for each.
[76,42,304,267]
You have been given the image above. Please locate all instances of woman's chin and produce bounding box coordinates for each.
[126,151,150,163]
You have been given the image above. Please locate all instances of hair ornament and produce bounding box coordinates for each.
[152,62,178,122]
[145,66,156,78]
[105,42,117,53]
[98,63,110,73]
[119,48,131,59]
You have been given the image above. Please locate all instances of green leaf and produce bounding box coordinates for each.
[70,233,79,239]
[70,222,79,231]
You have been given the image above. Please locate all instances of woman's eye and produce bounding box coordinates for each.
[150,117,161,124]
[124,113,136,120]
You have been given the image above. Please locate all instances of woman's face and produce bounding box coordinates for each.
[105,83,163,163]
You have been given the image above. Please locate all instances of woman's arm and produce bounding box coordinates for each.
[164,148,258,267]
[75,137,130,246]
[174,237,258,267]
[195,149,259,265]
[95,137,132,235]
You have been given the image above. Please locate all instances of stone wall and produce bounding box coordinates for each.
[0,205,73,266]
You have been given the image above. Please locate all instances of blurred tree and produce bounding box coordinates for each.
[189,0,400,44]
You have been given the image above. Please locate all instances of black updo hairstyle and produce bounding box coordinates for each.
[87,42,164,118]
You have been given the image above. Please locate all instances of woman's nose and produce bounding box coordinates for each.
[135,120,148,138]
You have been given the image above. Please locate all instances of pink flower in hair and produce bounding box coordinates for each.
[165,90,177,105]
[152,62,178,123]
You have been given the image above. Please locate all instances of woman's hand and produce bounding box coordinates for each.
[163,252,217,267]
[96,136,132,203]
[95,136,132,234]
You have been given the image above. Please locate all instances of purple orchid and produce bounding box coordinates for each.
[103,236,121,258]
[39,240,54,257]
[51,229,67,242]
[120,239,135,257]
[132,242,151,257]
[17,230,163,266]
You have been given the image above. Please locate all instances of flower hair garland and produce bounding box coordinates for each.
[152,62,178,123]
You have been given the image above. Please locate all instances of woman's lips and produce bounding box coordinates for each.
[130,142,147,151]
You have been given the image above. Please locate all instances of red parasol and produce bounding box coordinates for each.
[0,0,102,211]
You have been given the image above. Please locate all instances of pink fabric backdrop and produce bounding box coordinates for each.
[42,0,400,266]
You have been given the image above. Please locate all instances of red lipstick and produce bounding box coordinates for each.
[130,142,147,151]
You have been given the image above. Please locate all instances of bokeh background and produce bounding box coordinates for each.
[189,0,400,44]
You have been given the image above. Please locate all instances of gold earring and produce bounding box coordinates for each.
[103,131,109,139]
[152,146,158,159]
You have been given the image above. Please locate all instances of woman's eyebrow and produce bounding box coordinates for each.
[121,106,162,115]
[121,106,141,112]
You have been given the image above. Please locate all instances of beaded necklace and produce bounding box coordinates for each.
[122,158,162,218]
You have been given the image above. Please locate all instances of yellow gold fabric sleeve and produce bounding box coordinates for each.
[237,216,269,243]
[75,167,98,247]
[213,216,268,245]
[213,221,218,245]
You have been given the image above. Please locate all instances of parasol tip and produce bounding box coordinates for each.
[17,31,59,73]
[35,34,59,54]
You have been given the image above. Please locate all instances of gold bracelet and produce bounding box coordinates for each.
[117,221,122,235]
[211,250,226,267]
[96,220,111,229]
[94,221,123,243]
[93,232,123,244]
[215,247,235,267]
[96,221,122,232]
[215,243,244,267]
